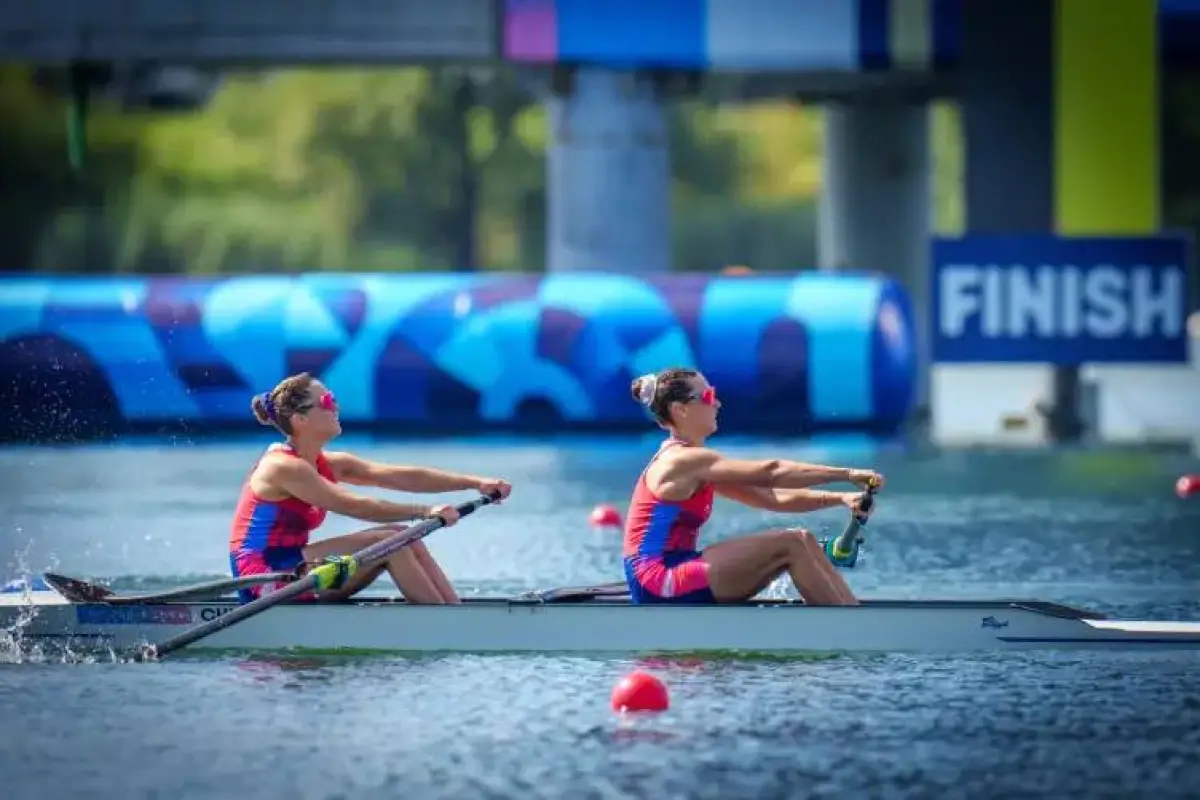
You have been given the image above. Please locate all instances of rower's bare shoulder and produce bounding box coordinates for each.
[321,449,357,466]
[320,449,359,472]
[257,453,313,481]
[661,447,721,477]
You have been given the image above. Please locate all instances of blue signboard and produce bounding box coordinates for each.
[931,234,1192,364]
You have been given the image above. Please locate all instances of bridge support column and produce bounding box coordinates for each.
[932,0,1056,447]
[545,68,671,273]
[817,102,932,410]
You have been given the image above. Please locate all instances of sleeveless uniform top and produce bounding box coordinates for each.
[622,439,715,561]
[228,444,335,556]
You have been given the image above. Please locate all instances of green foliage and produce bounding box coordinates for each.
[0,67,143,272]
[11,63,1197,278]
[674,197,818,272]
[0,64,961,275]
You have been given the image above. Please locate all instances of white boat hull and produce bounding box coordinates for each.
[4,589,1200,655]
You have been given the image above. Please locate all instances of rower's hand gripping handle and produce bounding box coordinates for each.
[823,476,880,569]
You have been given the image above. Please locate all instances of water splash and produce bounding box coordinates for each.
[0,544,45,663]
[0,545,112,664]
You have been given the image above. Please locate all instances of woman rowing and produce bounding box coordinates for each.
[229,372,512,605]
[622,367,882,606]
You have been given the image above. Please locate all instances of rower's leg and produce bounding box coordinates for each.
[698,535,787,602]
[302,528,449,604]
[380,548,453,604]
[410,541,460,603]
[796,531,859,604]
[703,529,857,606]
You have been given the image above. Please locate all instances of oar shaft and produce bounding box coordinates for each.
[97,573,298,605]
[142,492,499,660]
[145,566,324,659]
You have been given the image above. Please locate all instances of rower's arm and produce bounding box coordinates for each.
[715,485,852,513]
[326,451,484,493]
[774,489,853,512]
[266,458,434,523]
[713,484,776,509]
[679,448,858,490]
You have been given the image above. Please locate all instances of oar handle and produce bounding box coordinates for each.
[825,479,879,568]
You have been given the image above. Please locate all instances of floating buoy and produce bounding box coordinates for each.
[611,670,669,713]
[1176,475,1200,499]
[589,504,623,528]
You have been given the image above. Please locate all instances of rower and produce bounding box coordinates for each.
[621,367,881,606]
[230,372,512,605]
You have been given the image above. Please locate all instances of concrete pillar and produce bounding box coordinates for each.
[962,0,1054,235]
[545,69,671,273]
[817,102,932,407]
[931,0,1059,447]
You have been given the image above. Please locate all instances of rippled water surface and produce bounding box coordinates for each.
[2,435,1199,799]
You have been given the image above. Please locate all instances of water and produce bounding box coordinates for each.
[2,434,1200,799]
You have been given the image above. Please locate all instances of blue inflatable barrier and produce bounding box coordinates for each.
[0,271,916,439]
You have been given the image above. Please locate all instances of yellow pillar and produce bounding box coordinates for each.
[1054,0,1159,234]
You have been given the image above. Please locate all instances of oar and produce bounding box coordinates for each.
[137,492,501,661]
[43,571,299,605]
[823,478,879,568]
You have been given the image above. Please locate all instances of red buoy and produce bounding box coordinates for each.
[589,504,623,528]
[611,670,669,713]
[1176,475,1200,499]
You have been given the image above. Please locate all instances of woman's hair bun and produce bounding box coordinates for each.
[251,393,274,426]
[631,373,657,406]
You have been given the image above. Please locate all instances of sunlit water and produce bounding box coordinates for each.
[2,434,1199,799]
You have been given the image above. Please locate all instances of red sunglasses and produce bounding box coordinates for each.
[302,391,338,413]
[689,386,718,406]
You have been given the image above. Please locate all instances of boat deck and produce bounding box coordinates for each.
[0,584,1111,621]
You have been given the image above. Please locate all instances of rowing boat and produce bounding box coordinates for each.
[3,576,1199,654]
